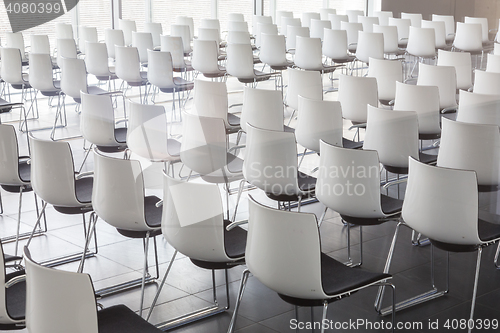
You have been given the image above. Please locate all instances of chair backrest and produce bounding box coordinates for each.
[421,20,447,49]
[406,26,436,58]
[473,70,500,96]
[30,34,51,54]
[192,39,222,75]
[144,22,163,48]
[355,31,384,64]
[302,12,321,28]
[160,35,188,70]
[104,29,125,59]
[436,49,472,90]
[147,49,175,89]
[281,17,301,38]
[286,68,323,111]
[486,53,500,73]
[192,79,229,127]
[198,27,222,46]
[170,24,193,54]
[78,26,98,54]
[285,26,309,51]
[243,124,301,196]
[176,16,194,40]
[115,46,143,83]
[226,43,256,79]
[294,36,325,71]
[127,100,175,162]
[309,19,331,40]
[92,151,153,231]
[402,158,481,246]
[319,8,336,21]
[388,17,411,42]
[132,32,154,63]
[432,14,455,38]
[60,57,88,100]
[119,19,137,45]
[29,53,57,92]
[393,81,441,136]
[322,28,349,60]
[374,11,393,26]
[373,24,399,54]
[6,32,26,61]
[495,43,500,55]
[453,22,483,52]
[227,13,245,22]
[363,105,419,170]
[80,91,118,147]
[255,23,278,48]
[162,174,231,262]
[29,134,81,207]
[401,12,422,27]
[259,33,288,67]
[316,140,384,218]
[240,87,285,132]
[275,10,293,29]
[246,196,325,300]
[367,57,403,102]
[328,13,348,30]
[227,21,249,33]
[252,15,273,35]
[24,248,99,333]
[438,118,500,186]
[56,38,78,69]
[84,42,112,77]
[55,22,74,39]
[358,16,379,32]
[200,18,221,36]
[180,112,228,176]
[456,90,500,127]
[346,9,364,23]
[464,16,489,43]
[416,63,457,110]
[340,21,363,47]
[0,48,24,85]
[295,96,343,152]
[338,74,378,123]
[0,124,25,187]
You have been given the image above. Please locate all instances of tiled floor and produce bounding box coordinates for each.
[1,67,500,333]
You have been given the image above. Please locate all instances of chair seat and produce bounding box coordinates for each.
[116,196,162,239]
[158,77,194,93]
[266,172,316,202]
[342,137,363,149]
[284,125,295,133]
[5,269,26,321]
[54,177,94,214]
[331,55,356,64]
[0,98,22,113]
[166,138,181,158]
[419,152,437,165]
[98,305,162,333]
[478,217,500,242]
[341,195,402,225]
[96,73,119,81]
[228,113,240,127]
[2,160,33,193]
[237,70,274,84]
[200,154,244,184]
[96,128,128,153]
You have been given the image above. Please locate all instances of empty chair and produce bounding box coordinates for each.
[28,53,61,112]
[322,28,355,66]
[29,34,51,55]
[465,16,491,46]
[296,96,363,153]
[56,38,78,69]
[198,27,224,51]
[255,23,278,49]
[281,17,301,38]
[200,18,222,36]
[401,12,422,27]
[301,12,320,28]
[78,26,98,54]
[227,196,394,333]
[328,13,348,30]
[405,27,436,68]
[388,17,411,47]
[473,70,500,96]
[456,90,500,127]
[346,9,364,23]
[432,14,455,42]
[393,82,441,139]
[367,57,403,106]
[55,22,73,39]
[114,46,149,102]
[436,49,473,91]
[131,32,154,65]
[227,12,245,22]
[319,8,336,20]
[487,53,500,73]
[0,240,25,329]
[438,118,500,190]
[285,25,309,53]
[104,28,125,60]
[453,22,483,54]
[285,68,323,116]
[417,63,458,111]
[275,10,293,31]
[84,41,118,84]
[374,11,393,26]
[309,19,331,40]
[354,31,385,66]
[227,32,254,49]
[5,32,28,65]
[144,22,163,48]
[294,36,338,74]
[176,16,194,41]
[340,21,363,52]
[119,19,137,45]
[1,48,31,104]
[421,20,448,50]
[160,35,193,74]
[338,74,378,124]
[227,20,249,33]
[192,39,226,79]
[358,16,379,32]
[373,24,405,58]
[225,43,275,85]
[252,15,273,36]
[259,33,294,72]
[24,247,163,333]
[170,24,193,55]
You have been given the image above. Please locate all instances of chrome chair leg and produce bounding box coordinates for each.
[494,242,500,269]
[320,300,329,333]
[227,269,251,333]
[469,247,483,333]
[139,231,151,317]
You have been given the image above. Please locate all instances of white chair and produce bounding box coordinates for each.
[227,12,245,22]
[275,10,293,31]
[328,13,348,30]
[319,8,336,21]
[131,32,154,65]
[405,27,436,77]
[160,35,194,75]
[281,17,301,38]
[259,33,294,72]
[354,31,385,68]
[55,22,74,39]
[388,17,411,48]
[285,25,309,53]
[374,11,393,26]
[373,24,405,58]
[285,68,323,119]
[393,81,441,140]
[200,18,222,36]
[294,36,338,74]
[176,16,194,41]
[301,12,320,28]
[170,24,193,56]
[346,9,364,23]
[5,32,28,65]
[436,49,473,91]
[227,20,249,33]
[29,34,51,56]
[340,21,363,52]
[104,29,125,60]
[227,195,394,333]
[78,26,98,54]
[456,90,500,127]
[338,74,378,124]
[28,53,61,113]
[227,30,252,46]
[358,16,379,32]
[252,15,273,36]
[401,12,422,27]
[438,117,500,190]
[198,27,225,53]
[367,57,403,106]
[464,16,491,46]
[473,70,500,96]
[192,39,226,79]
[254,23,278,49]
[118,19,137,46]
[225,43,276,85]
[416,63,458,112]
[114,46,149,103]
[421,20,448,50]
[84,41,118,87]
[309,19,331,40]
[322,29,355,66]
[0,48,31,104]
[24,247,163,333]
[453,22,483,55]
[486,53,500,73]
[56,38,78,70]
[432,14,455,43]
[144,22,163,48]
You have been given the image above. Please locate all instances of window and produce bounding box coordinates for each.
[78,0,112,41]
[152,0,211,34]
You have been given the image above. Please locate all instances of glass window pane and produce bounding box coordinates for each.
[122,0,146,32]
[153,0,211,34]
[78,0,112,41]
